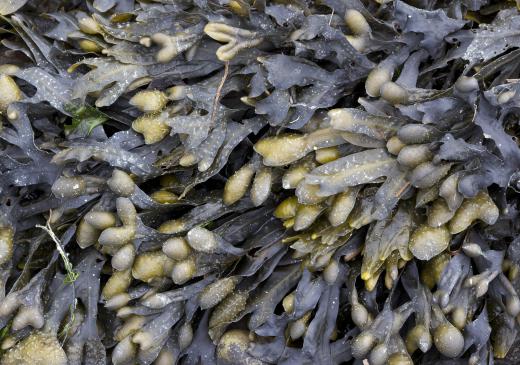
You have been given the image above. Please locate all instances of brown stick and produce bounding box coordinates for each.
[210,61,230,128]
[395,181,411,197]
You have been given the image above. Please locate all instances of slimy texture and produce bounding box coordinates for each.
[0,1,519,364]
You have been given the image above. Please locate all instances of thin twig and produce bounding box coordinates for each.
[395,181,411,197]
[210,61,230,128]
[36,212,79,343]
[35,218,78,284]
[179,62,230,200]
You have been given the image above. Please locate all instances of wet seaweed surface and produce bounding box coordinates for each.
[0,0,520,364]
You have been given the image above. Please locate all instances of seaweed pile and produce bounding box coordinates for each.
[0,0,520,364]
